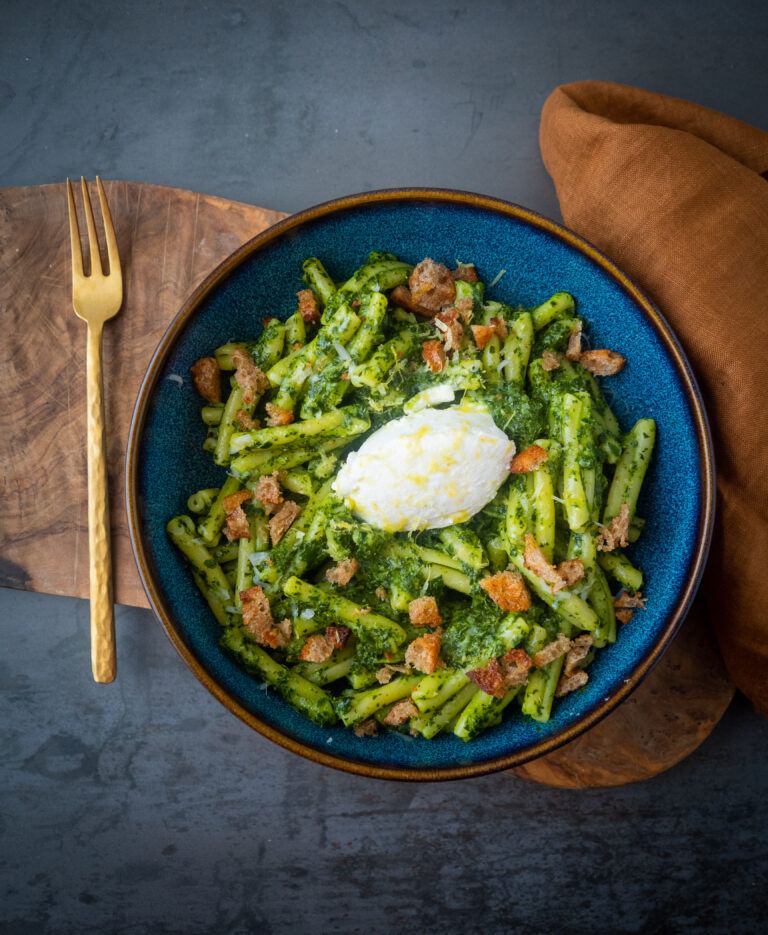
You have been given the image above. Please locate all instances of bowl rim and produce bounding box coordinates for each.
[126,186,715,781]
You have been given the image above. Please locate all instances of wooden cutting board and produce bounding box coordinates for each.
[0,181,734,787]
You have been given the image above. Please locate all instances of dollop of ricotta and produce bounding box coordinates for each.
[332,405,515,531]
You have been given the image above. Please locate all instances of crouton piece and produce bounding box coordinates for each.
[404,633,442,674]
[523,534,567,593]
[408,596,442,627]
[422,339,447,373]
[558,559,585,588]
[490,316,508,340]
[596,503,631,552]
[555,669,589,697]
[480,571,531,612]
[255,471,284,510]
[375,666,394,684]
[268,500,301,545]
[454,295,474,323]
[510,444,548,474]
[500,648,533,687]
[564,634,593,676]
[471,324,496,350]
[265,403,295,426]
[451,262,479,283]
[222,489,252,513]
[615,608,634,624]
[297,288,320,323]
[325,625,351,649]
[240,586,274,641]
[579,349,626,376]
[232,347,269,406]
[326,558,359,586]
[409,258,456,313]
[467,657,506,698]
[565,321,582,361]
[435,307,464,355]
[262,618,293,650]
[614,590,647,609]
[541,350,562,371]
[532,633,573,668]
[390,284,432,317]
[298,633,335,663]
[353,719,379,737]
[235,409,259,431]
[190,357,221,404]
[222,489,252,541]
[383,699,419,727]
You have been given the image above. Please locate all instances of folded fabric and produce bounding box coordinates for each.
[539,81,768,715]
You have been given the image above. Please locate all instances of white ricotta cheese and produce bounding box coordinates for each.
[332,405,515,531]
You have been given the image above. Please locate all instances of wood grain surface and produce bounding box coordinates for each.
[0,181,285,608]
[0,181,733,788]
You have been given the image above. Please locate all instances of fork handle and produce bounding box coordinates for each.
[86,323,116,683]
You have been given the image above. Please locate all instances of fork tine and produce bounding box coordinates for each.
[80,176,103,276]
[66,178,84,278]
[95,176,121,280]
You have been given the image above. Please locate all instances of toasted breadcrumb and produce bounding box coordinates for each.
[222,489,252,541]
[558,558,585,587]
[298,633,335,663]
[542,350,562,371]
[422,339,447,373]
[435,307,464,355]
[471,324,496,350]
[490,316,508,340]
[579,349,625,376]
[451,262,479,282]
[190,357,221,403]
[596,503,631,552]
[268,500,301,545]
[510,444,548,474]
[255,471,284,509]
[614,590,647,609]
[555,669,589,697]
[265,403,295,426]
[383,699,419,727]
[454,295,474,323]
[390,284,432,317]
[404,633,442,674]
[564,634,593,676]
[565,321,582,361]
[297,288,320,323]
[409,258,456,313]
[375,663,413,684]
[240,586,274,641]
[231,347,269,406]
[532,633,573,669]
[354,719,379,737]
[408,596,442,627]
[350,606,371,615]
[262,618,293,650]
[326,625,351,649]
[615,608,634,624]
[467,657,505,697]
[326,558,359,586]
[375,587,388,601]
[480,571,531,612]
[523,534,567,593]
[235,409,259,431]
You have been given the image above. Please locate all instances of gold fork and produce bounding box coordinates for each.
[67,177,123,683]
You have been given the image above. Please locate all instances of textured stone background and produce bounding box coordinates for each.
[2,2,768,933]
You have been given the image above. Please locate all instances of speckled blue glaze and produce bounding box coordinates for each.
[134,195,708,775]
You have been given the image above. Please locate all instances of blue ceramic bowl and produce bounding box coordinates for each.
[126,189,714,780]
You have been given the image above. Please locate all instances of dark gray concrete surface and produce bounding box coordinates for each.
[2,2,768,933]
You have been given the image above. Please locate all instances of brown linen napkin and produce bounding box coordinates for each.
[540,81,768,715]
